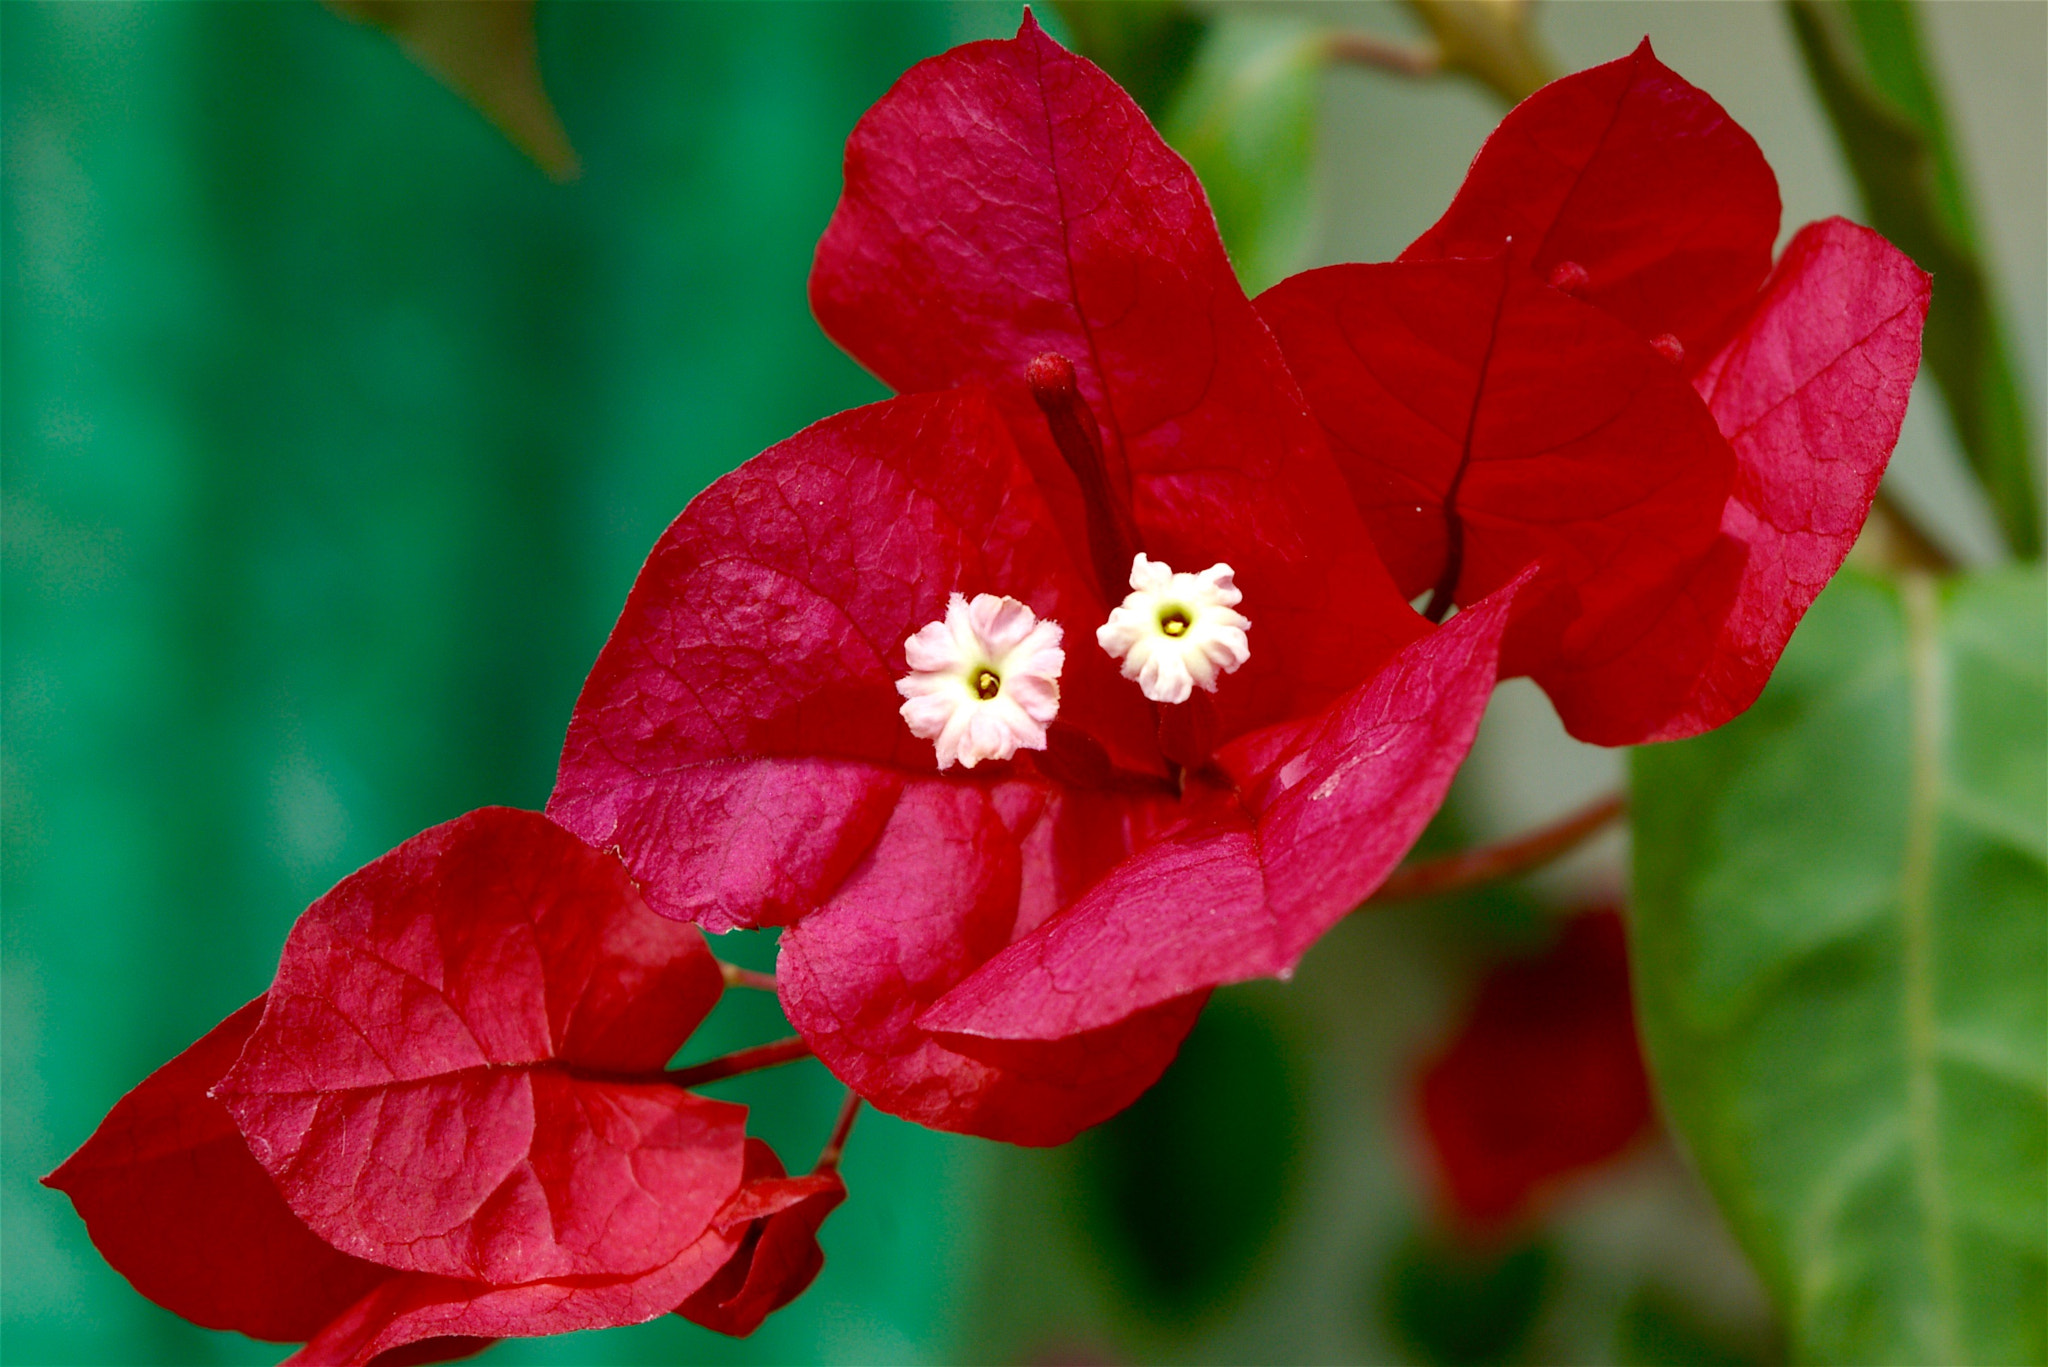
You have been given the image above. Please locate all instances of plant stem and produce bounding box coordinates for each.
[815,1092,863,1174]
[666,1035,813,1089]
[719,961,779,993]
[1365,791,1627,904]
[1325,30,1442,78]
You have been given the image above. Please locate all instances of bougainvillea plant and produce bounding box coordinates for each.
[46,13,1924,1362]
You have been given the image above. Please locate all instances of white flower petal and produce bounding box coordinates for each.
[1097,554,1252,704]
[896,593,1064,769]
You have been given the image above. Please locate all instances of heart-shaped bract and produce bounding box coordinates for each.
[215,807,746,1285]
[43,998,395,1343]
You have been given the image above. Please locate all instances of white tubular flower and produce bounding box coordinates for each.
[896,593,1065,770]
[1096,554,1251,704]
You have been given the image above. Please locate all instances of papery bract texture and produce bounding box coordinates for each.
[1404,39,1780,365]
[921,576,1524,1042]
[1262,46,1926,745]
[811,11,1423,738]
[1256,256,1734,681]
[551,389,1155,933]
[679,1138,847,1338]
[1418,909,1653,1229]
[552,385,1216,1145]
[552,18,1533,1146]
[286,1228,743,1367]
[216,807,748,1285]
[43,999,393,1343]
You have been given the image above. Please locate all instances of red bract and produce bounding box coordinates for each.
[679,1138,847,1337]
[216,807,744,1285]
[550,17,1521,1145]
[43,998,394,1344]
[1260,41,1929,744]
[49,808,782,1364]
[1416,909,1654,1231]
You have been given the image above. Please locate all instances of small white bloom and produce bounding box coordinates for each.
[896,593,1064,770]
[1096,554,1251,704]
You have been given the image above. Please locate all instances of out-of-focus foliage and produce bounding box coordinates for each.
[328,0,578,181]
[1049,0,1206,117]
[1078,994,1305,1318]
[1786,0,2041,559]
[1161,16,1325,293]
[1403,0,1556,105]
[2,5,1005,1362]
[1384,1235,1553,1366]
[1632,568,2048,1366]
[1058,1,1324,291]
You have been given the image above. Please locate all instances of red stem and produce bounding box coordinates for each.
[719,961,779,993]
[1365,791,1627,905]
[665,1035,813,1089]
[1325,30,1442,77]
[814,1091,863,1174]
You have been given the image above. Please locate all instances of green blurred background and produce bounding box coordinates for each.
[4,3,2040,1364]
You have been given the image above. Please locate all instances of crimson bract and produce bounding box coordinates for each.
[46,809,820,1365]
[1415,909,1654,1232]
[1260,41,1929,744]
[549,15,1526,1145]
[48,14,1929,1357]
[550,18,1922,1146]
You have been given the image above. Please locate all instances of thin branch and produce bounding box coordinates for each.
[1365,792,1627,905]
[665,1035,813,1089]
[814,1091,863,1174]
[1324,30,1442,78]
[718,960,779,993]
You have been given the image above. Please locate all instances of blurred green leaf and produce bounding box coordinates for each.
[1631,568,2047,1364]
[1786,0,2041,560]
[1079,994,1305,1319]
[1384,1233,1553,1366]
[330,0,579,180]
[1050,0,1208,118]
[1617,1284,1774,1367]
[1160,16,1326,293]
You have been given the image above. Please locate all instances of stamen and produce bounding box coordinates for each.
[974,668,1001,700]
[1159,610,1190,637]
[1026,352,1144,603]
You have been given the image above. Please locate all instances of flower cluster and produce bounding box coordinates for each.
[49,15,1924,1360]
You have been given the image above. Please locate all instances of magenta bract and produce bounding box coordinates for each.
[1261,42,1928,744]
[50,808,793,1365]
[550,17,1527,1145]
